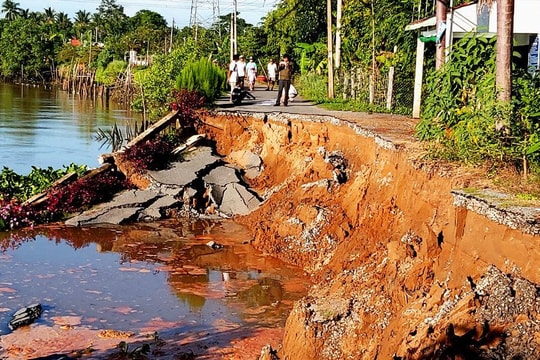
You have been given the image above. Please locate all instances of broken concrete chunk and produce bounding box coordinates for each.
[228,150,263,179]
[172,134,207,155]
[203,166,241,186]
[109,189,160,208]
[229,150,262,169]
[148,195,181,210]
[147,146,222,187]
[219,183,262,216]
[69,207,144,226]
[244,167,262,179]
[65,189,170,226]
[8,303,42,331]
[159,187,184,197]
[141,195,182,220]
[65,207,108,226]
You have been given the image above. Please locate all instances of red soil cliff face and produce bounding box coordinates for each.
[199,111,540,359]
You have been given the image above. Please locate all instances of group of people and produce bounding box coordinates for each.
[227,54,296,106]
[227,54,258,92]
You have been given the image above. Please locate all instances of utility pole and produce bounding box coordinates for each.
[230,0,238,60]
[327,0,335,99]
[230,14,234,60]
[169,18,174,53]
[335,0,342,69]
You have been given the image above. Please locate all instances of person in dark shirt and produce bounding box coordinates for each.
[274,54,294,106]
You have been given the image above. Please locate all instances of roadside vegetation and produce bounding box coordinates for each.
[418,34,540,188]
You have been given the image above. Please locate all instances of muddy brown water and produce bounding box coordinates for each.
[0,83,308,353]
[0,220,308,338]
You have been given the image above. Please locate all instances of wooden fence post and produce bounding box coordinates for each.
[369,75,374,105]
[386,66,395,110]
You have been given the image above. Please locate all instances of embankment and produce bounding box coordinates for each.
[198,111,540,359]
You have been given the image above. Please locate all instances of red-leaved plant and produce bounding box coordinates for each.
[47,170,131,216]
[0,199,38,231]
[170,89,207,129]
[118,137,177,172]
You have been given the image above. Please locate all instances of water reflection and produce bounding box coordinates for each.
[0,220,308,336]
[0,82,141,175]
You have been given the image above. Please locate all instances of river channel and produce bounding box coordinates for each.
[0,83,308,356]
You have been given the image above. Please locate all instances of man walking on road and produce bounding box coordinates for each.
[266,59,278,91]
[274,54,293,107]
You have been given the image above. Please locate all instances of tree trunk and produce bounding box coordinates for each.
[496,0,514,102]
[435,0,448,70]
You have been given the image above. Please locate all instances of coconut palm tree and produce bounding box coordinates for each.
[74,10,91,26]
[1,0,21,20]
[56,12,72,30]
[43,7,56,24]
[74,10,92,39]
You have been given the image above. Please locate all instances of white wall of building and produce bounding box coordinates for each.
[452,0,540,35]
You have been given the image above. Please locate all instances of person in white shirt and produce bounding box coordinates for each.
[236,55,246,89]
[228,54,239,101]
[246,57,258,91]
[266,58,278,91]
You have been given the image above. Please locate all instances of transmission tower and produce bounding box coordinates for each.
[190,0,221,28]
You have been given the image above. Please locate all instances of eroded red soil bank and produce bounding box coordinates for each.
[199,111,540,359]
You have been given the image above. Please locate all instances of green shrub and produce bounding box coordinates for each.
[510,72,540,174]
[295,72,328,103]
[0,164,87,202]
[176,59,226,103]
[131,46,199,120]
[416,34,507,164]
[95,60,128,86]
[417,33,540,176]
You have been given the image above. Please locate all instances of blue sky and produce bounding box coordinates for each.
[14,0,276,27]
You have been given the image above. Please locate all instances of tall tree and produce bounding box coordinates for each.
[0,17,48,77]
[56,12,71,30]
[43,7,56,24]
[74,10,91,38]
[478,0,514,102]
[96,0,128,38]
[1,0,20,20]
[263,0,326,57]
[495,0,514,102]
[129,9,167,31]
